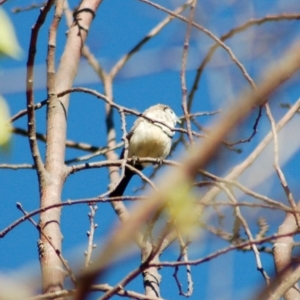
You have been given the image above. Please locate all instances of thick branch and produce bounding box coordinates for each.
[39,0,103,294]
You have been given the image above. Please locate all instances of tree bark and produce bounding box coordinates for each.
[39,0,103,294]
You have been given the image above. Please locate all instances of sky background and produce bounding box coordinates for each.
[1,0,300,299]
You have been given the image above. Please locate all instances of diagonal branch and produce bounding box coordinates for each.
[109,0,193,79]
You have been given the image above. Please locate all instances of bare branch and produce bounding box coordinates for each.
[12,127,104,153]
[0,195,148,239]
[0,163,35,169]
[39,0,103,294]
[84,205,98,268]
[110,0,193,79]
[26,0,53,175]
[16,202,77,286]
[150,230,300,269]
[180,0,197,144]
[75,38,300,300]
[200,98,300,208]
[139,0,257,89]
[265,103,299,225]
[26,284,164,300]
[12,2,46,13]
[173,235,193,297]
[220,183,270,284]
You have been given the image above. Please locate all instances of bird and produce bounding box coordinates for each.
[109,104,181,198]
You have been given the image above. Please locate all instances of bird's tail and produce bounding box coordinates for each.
[109,165,143,198]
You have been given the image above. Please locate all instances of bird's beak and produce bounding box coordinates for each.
[176,116,181,124]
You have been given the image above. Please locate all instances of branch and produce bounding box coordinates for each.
[200,97,300,209]
[139,0,256,90]
[0,196,148,238]
[12,126,102,152]
[189,13,300,106]
[173,235,193,296]
[39,0,103,294]
[26,284,164,300]
[0,163,35,170]
[150,230,300,269]
[16,202,77,286]
[10,99,48,123]
[75,41,300,300]
[265,103,299,225]
[199,170,291,212]
[180,0,196,144]
[59,86,203,138]
[26,0,54,175]
[109,0,193,79]
[219,183,270,284]
[84,205,98,268]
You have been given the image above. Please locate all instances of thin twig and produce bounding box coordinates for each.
[0,164,35,169]
[139,0,257,90]
[126,164,158,192]
[10,99,48,123]
[0,195,149,238]
[189,14,300,106]
[223,106,263,147]
[265,103,299,226]
[98,267,147,300]
[198,170,291,212]
[117,108,129,192]
[110,0,193,79]
[188,15,300,145]
[65,142,123,163]
[16,202,77,285]
[2,195,298,241]
[59,87,202,138]
[180,0,196,144]
[12,127,104,153]
[218,183,270,284]
[199,98,300,211]
[179,110,221,120]
[203,201,299,213]
[173,235,193,296]
[84,205,98,268]
[12,2,46,13]
[26,284,164,300]
[98,227,174,300]
[150,230,300,269]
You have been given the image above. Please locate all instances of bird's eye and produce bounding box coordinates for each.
[165,107,174,115]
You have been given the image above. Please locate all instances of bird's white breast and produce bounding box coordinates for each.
[128,120,172,160]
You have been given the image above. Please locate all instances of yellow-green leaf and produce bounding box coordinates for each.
[166,179,199,237]
[0,8,22,59]
[0,96,11,147]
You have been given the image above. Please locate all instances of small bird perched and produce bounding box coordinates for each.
[110,104,181,198]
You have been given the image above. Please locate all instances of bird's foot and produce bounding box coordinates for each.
[131,156,140,165]
[155,157,164,166]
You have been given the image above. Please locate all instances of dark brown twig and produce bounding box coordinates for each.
[26,0,53,175]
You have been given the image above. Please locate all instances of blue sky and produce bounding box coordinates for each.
[1,0,300,299]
